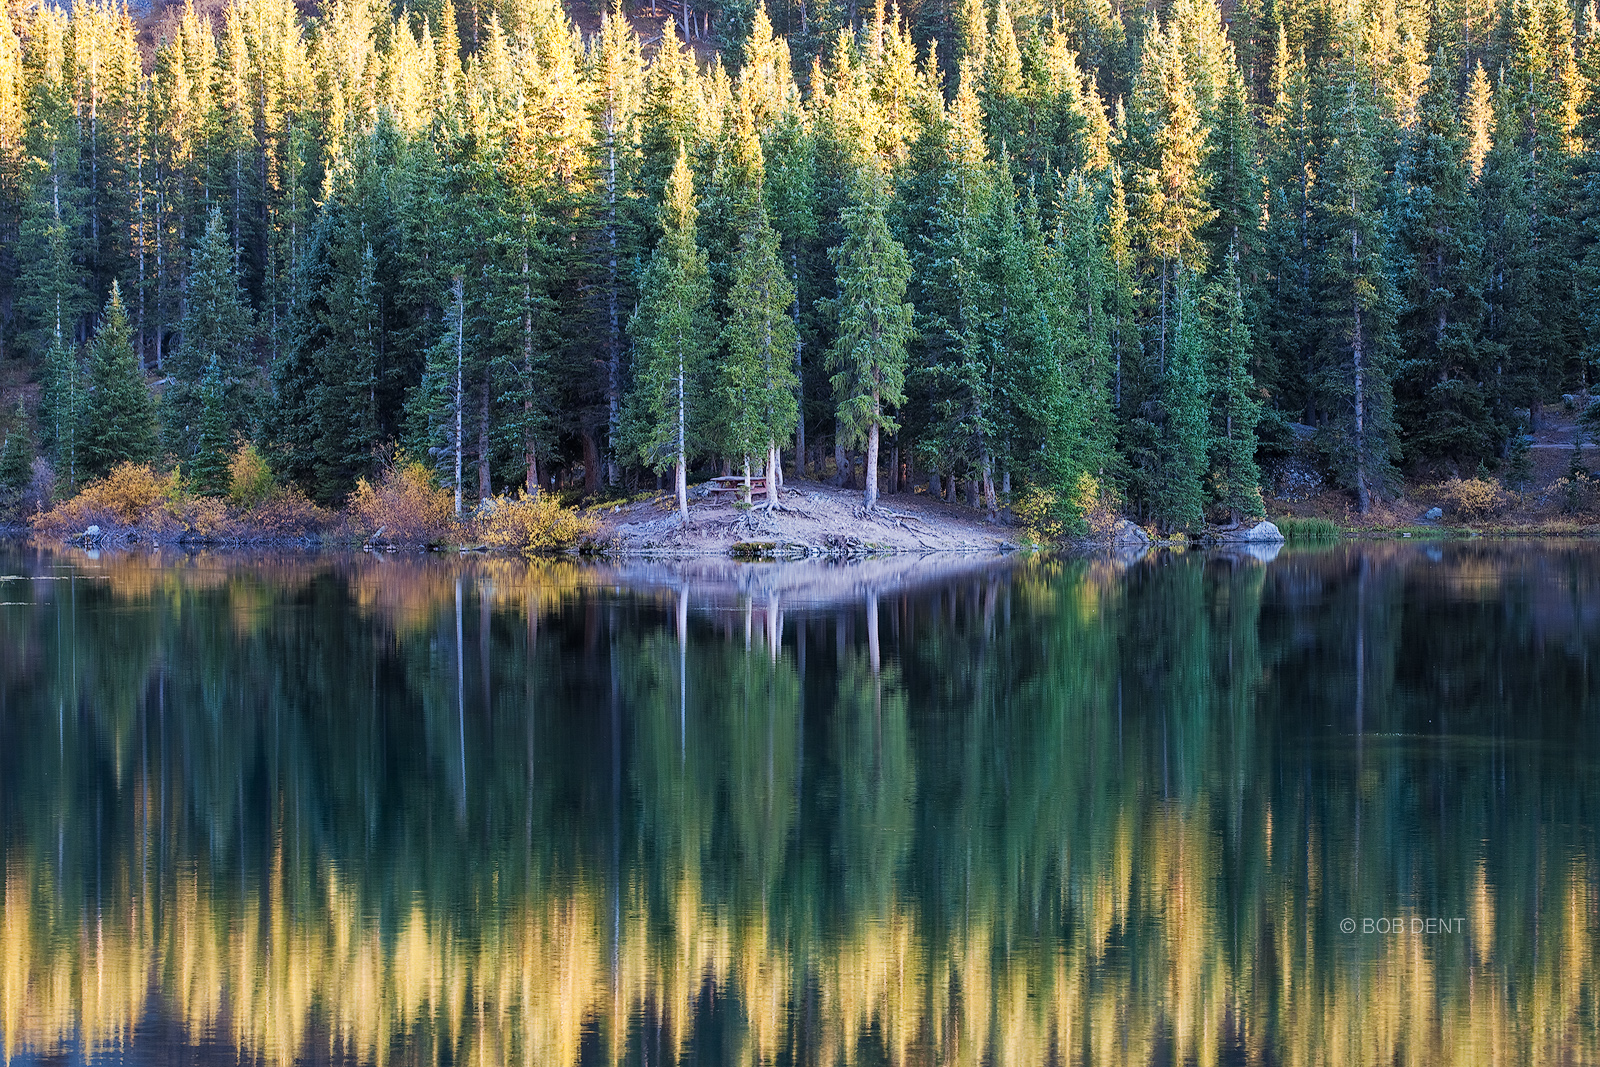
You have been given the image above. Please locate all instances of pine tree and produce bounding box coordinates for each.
[1397,57,1493,469]
[1040,172,1114,509]
[0,398,33,493]
[1124,15,1214,371]
[1207,255,1263,521]
[1149,267,1209,532]
[720,179,798,506]
[190,354,233,494]
[1315,78,1402,513]
[81,281,156,478]
[166,207,256,462]
[628,146,712,523]
[914,65,1002,510]
[39,331,84,490]
[828,167,911,509]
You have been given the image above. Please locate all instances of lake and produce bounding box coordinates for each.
[0,542,1596,1065]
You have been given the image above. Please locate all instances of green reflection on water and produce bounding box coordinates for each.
[0,544,1597,1066]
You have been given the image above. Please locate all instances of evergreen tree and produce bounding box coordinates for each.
[0,399,33,493]
[39,331,84,491]
[1314,78,1402,512]
[1397,57,1493,469]
[720,182,798,506]
[1039,172,1114,511]
[81,282,156,478]
[190,355,233,494]
[1147,267,1209,532]
[166,207,256,462]
[828,167,911,509]
[629,146,713,523]
[1207,255,1263,521]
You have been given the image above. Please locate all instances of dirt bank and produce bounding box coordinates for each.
[594,478,1021,556]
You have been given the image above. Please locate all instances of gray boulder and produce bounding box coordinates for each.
[1241,520,1285,543]
[1110,519,1151,546]
[1423,506,1443,522]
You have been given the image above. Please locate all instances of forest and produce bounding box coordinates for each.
[0,0,1595,531]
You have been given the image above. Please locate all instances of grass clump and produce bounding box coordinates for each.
[1277,515,1343,543]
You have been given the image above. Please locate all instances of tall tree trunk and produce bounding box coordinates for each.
[1351,205,1370,515]
[605,120,621,488]
[582,429,603,495]
[864,415,879,509]
[833,419,848,487]
[452,274,465,517]
[767,441,780,507]
[887,440,899,495]
[675,344,688,523]
[478,381,491,507]
[793,250,805,475]
[524,248,538,495]
[981,449,998,519]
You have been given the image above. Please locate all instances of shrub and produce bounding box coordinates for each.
[227,443,276,509]
[243,485,331,539]
[1278,516,1341,543]
[1437,476,1506,521]
[348,458,458,545]
[31,462,176,536]
[476,490,600,555]
[1014,474,1116,545]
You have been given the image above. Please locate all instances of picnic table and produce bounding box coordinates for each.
[705,474,768,497]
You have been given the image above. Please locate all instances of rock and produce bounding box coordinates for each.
[1423,507,1443,522]
[1109,519,1151,546]
[1241,520,1285,543]
[84,525,100,539]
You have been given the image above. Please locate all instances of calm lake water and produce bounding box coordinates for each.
[0,542,1597,1066]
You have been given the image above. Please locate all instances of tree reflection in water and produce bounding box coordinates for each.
[0,543,1596,1065]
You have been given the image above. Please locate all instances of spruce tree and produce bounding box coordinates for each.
[190,355,233,495]
[39,328,85,491]
[828,167,911,510]
[0,399,33,493]
[1315,78,1402,513]
[629,146,713,523]
[720,191,798,506]
[1396,57,1492,469]
[1040,172,1114,513]
[81,282,157,478]
[1148,268,1209,533]
[166,207,256,462]
[1207,255,1263,521]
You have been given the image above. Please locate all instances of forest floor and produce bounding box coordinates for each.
[595,477,1023,556]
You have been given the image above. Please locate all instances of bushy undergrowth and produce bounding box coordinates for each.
[1014,473,1117,544]
[347,458,459,545]
[30,462,235,539]
[477,490,601,555]
[1435,476,1508,520]
[32,451,600,550]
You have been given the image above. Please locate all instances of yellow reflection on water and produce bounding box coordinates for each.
[2,806,1595,1067]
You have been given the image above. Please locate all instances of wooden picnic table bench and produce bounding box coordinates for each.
[705,474,768,496]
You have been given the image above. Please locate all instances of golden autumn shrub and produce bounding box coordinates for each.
[31,463,177,536]
[348,458,458,545]
[242,485,332,539]
[1437,477,1506,520]
[476,491,600,555]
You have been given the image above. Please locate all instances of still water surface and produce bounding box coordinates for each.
[0,543,1597,1066]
